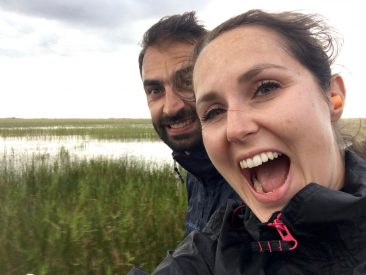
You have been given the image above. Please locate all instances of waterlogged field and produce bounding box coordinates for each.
[0,118,186,274]
[0,118,159,140]
[0,117,365,274]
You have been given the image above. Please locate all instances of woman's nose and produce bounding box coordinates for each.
[226,109,258,143]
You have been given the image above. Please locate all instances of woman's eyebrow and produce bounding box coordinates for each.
[196,64,287,106]
[238,64,286,83]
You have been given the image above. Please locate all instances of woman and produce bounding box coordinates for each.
[131,10,366,275]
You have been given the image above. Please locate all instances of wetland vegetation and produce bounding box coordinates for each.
[0,118,184,274]
[0,117,364,274]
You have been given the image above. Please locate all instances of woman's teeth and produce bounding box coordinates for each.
[239,151,281,169]
[253,175,264,193]
[252,174,274,194]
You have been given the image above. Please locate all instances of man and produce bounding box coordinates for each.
[139,12,240,234]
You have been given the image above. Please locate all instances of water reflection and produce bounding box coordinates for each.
[0,136,173,168]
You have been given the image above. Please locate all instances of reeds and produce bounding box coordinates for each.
[0,150,186,274]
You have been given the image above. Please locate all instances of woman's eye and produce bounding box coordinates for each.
[201,107,225,122]
[255,80,280,96]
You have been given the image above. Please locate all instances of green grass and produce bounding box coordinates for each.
[0,150,187,274]
[0,118,158,140]
[0,118,152,127]
[2,117,365,141]
[1,117,365,141]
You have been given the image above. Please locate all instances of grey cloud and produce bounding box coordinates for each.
[0,47,28,57]
[0,0,207,29]
[39,34,59,49]
[4,17,34,34]
[0,0,208,57]
[133,0,207,19]
[0,0,126,28]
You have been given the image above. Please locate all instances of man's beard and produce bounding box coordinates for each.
[153,108,203,152]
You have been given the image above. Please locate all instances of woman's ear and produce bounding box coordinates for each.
[329,74,346,122]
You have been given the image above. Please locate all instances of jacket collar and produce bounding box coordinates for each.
[223,150,366,241]
[283,150,366,230]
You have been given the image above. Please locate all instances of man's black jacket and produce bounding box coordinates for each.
[173,146,240,234]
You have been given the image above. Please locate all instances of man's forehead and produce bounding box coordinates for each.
[142,43,194,80]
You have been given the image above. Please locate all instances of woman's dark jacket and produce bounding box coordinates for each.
[143,150,366,274]
[173,146,240,234]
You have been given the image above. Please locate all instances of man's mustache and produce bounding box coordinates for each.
[159,109,197,125]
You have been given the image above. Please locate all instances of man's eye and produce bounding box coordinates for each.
[181,79,193,90]
[201,107,225,122]
[174,76,193,92]
[146,86,163,96]
[173,65,193,92]
[255,80,281,96]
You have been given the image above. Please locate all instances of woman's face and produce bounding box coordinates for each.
[194,26,345,222]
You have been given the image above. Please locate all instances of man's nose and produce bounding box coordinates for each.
[163,87,185,116]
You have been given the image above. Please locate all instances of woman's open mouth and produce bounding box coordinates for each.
[239,151,290,203]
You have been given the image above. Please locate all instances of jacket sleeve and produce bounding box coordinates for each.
[149,231,216,275]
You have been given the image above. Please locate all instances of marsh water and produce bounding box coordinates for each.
[0,136,173,168]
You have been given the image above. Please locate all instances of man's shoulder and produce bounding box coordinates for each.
[201,203,227,240]
[202,199,244,237]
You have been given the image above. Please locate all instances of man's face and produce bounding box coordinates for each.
[141,41,202,152]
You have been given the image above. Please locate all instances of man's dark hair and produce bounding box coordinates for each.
[138,11,206,75]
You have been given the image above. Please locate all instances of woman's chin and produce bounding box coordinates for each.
[252,205,284,222]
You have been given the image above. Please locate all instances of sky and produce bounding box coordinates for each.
[0,0,365,119]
